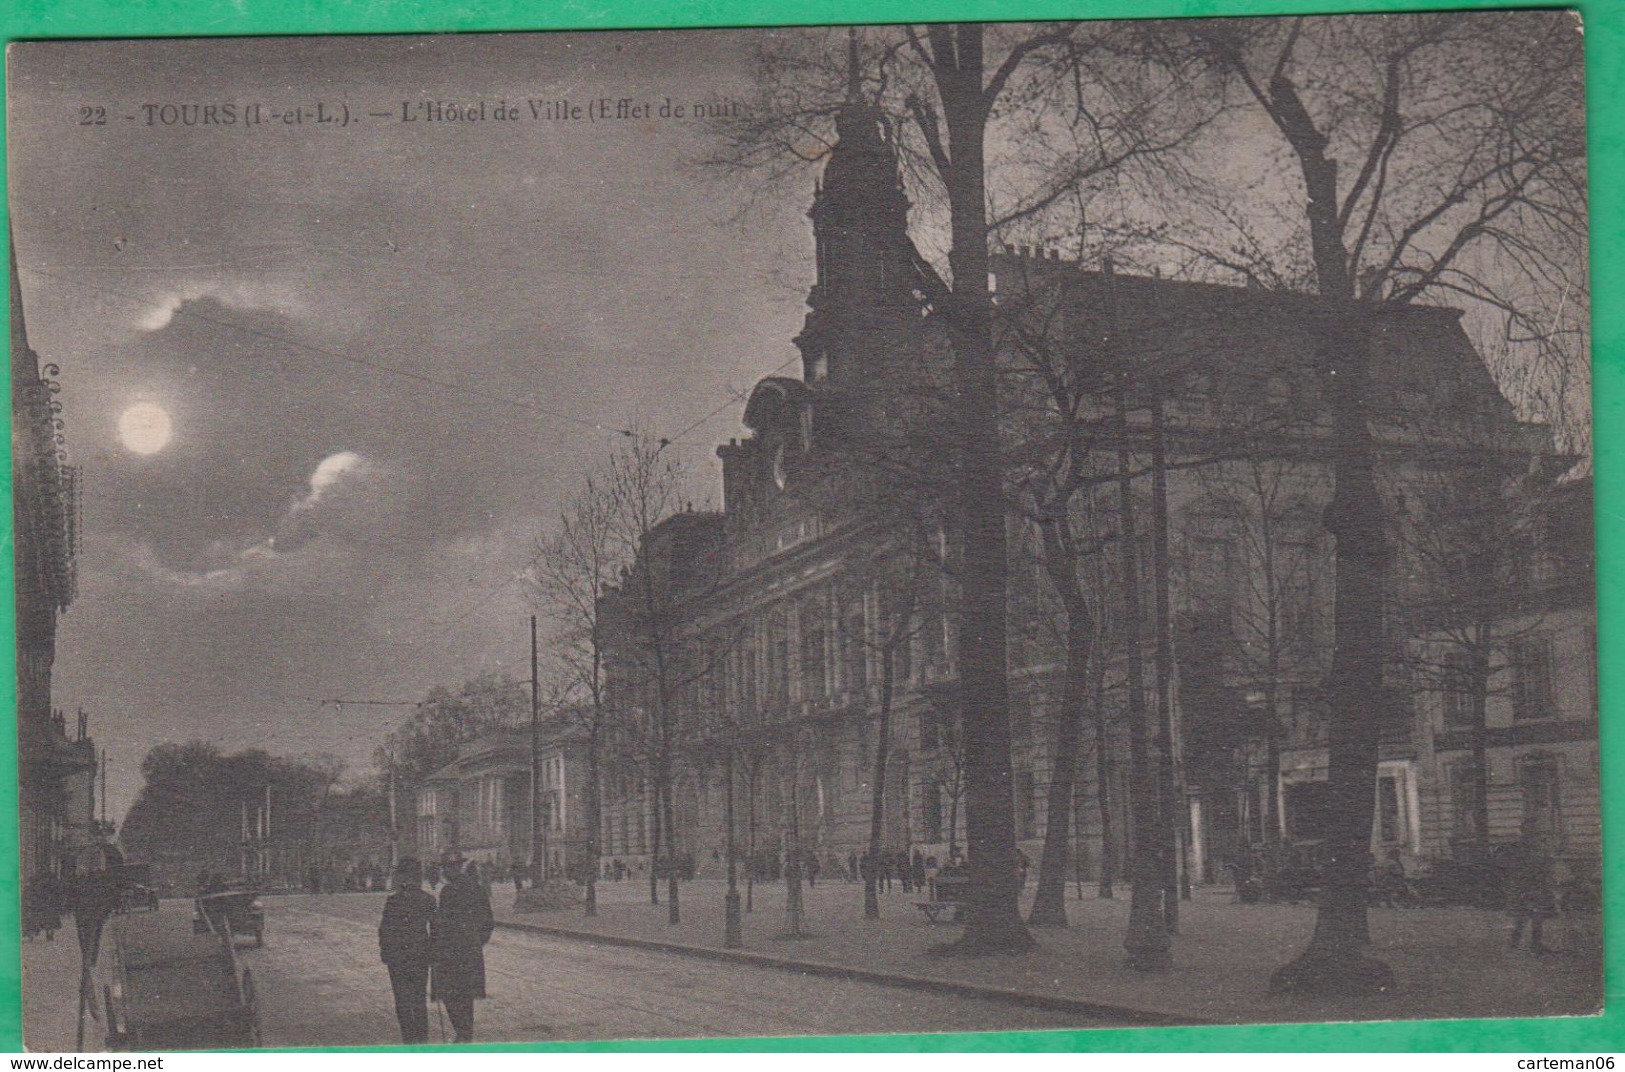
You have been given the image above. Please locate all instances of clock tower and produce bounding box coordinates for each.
[793,33,922,390]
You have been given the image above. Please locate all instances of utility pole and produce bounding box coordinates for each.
[387,745,398,876]
[264,782,273,885]
[530,615,543,884]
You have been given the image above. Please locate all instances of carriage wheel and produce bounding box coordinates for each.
[240,969,263,1048]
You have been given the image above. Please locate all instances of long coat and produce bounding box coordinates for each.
[378,886,436,970]
[431,872,493,1001]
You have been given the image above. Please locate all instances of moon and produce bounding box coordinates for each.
[118,402,173,455]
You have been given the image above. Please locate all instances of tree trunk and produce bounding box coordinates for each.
[1470,624,1492,847]
[1150,396,1181,930]
[1114,376,1172,973]
[935,24,1032,957]
[865,650,894,921]
[1264,683,1283,850]
[1095,614,1116,899]
[585,732,600,917]
[746,767,757,912]
[662,766,680,925]
[648,783,661,906]
[783,752,805,937]
[1028,521,1093,927]
[1271,309,1393,995]
[1027,616,1089,926]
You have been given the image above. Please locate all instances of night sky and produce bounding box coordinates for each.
[8,32,812,819]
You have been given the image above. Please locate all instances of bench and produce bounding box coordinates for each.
[912,873,969,924]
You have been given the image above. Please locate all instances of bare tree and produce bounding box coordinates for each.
[1000,265,1112,929]
[603,435,726,927]
[1149,11,1587,994]
[833,532,936,921]
[1391,435,1553,852]
[1175,452,1329,900]
[710,20,1211,954]
[532,473,626,917]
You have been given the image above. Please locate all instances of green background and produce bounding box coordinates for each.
[0,0,1616,1053]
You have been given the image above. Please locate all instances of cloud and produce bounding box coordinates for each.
[290,450,366,514]
[137,279,310,332]
[132,450,383,588]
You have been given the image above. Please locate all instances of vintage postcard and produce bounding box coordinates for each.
[7,15,1595,1050]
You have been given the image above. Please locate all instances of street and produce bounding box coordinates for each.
[25,894,1092,1049]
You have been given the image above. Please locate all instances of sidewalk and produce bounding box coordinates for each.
[494,877,1603,1029]
[19,922,98,1052]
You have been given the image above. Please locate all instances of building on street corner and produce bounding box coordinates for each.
[594,80,1596,891]
[11,239,99,885]
[416,724,589,878]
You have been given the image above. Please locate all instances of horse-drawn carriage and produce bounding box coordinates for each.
[193,884,265,948]
[96,903,262,1049]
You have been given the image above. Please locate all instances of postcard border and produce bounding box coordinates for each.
[1,0,1616,1053]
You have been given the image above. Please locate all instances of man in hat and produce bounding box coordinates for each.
[431,856,493,1043]
[378,857,436,1044]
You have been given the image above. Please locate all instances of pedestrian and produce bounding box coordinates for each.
[846,852,858,883]
[924,855,940,900]
[378,857,436,1045]
[806,853,820,889]
[74,862,120,969]
[1507,834,1560,954]
[897,850,914,894]
[432,857,494,1042]
[877,851,892,893]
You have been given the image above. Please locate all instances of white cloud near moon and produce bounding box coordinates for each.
[136,279,310,332]
[132,450,381,589]
[293,450,366,513]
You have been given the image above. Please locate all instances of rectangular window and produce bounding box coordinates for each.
[923,782,943,844]
[1510,638,1555,721]
[1189,535,1236,624]
[1520,758,1562,842]
[769,612,791,707]
[800,601,826,701]
[1442,650,1476,728]
[1376,773,1403,843]
[1280,541,1317,651]
[843,606,867,698]
[742,645,758,713]
[1447,761,1480,843]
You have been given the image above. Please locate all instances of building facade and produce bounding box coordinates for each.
[415,725,589,878]
[596,92,1594,889]
[11,244,98,884]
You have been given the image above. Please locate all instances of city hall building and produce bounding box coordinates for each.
[594,93,1596,890]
